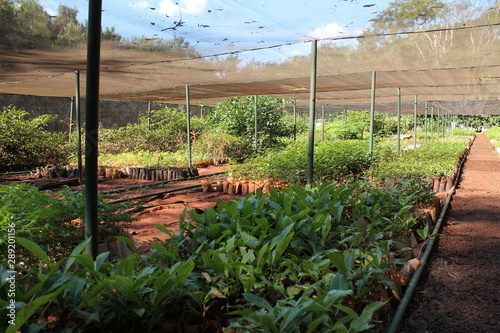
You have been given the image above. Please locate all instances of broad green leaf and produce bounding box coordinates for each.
[350,301,388,331]
[242,293,272,311]
[73,254,96,271]
[155,223,175,237]
[329,252,347,276]
[16,237,51,267]
[256,243,270,269]
[323,289,353,308]
[6,283,70,333]
[66,276,86,308]
[94,252,110,271]
[116,255,137,276]
[281,299,314,330]
[65,239,92,272]
[115,236,136,250]
[201,250,227,275]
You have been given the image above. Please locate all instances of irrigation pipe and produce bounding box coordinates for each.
[108,184,202,205]
[386,137,472,333]
[101,171,225,195]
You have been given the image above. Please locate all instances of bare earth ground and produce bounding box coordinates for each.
[401,133,500,333]
[96,165,242,252]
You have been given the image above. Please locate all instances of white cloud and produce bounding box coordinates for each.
[129,1,150,10]
[158,0,207,16]
[309,22,348,39]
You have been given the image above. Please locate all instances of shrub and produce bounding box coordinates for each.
[0,106,69,170]
[485,126,500,140]
[369,139,468,180]
[98,107,208,154]
[0,184,135,265]
[231,139,391,184]
[207,96,291,156]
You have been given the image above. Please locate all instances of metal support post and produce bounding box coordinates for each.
[69,97,74,142]
[84,0,102,259]
[424,101,428,143]
[396,88,401,154]
[368,71,376,156]
[186,85,192,168]
[293,99,297,141]
[413,95,418,149]
[254,95,258,154]
[430,106,434,140]
[307,40,318,185]
[75,70,83,185]
[321,105,325,141]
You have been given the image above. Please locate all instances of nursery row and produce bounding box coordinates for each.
[2,178,443,332]
[229,136,472,186]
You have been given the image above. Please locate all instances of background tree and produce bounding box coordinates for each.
[0,0,17,45]
[11,0,52,47]
[50,5,86,43]
[360,0,500,68]
[208,96,290,155]
[102,26,122,42]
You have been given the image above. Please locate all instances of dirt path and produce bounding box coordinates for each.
[401,133,500,333]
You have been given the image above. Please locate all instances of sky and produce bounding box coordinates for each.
[39,0,392,61]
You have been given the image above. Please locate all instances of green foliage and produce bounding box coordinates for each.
[50,5,86,44]
[208,96,291,155]
[119,35,197,55]
[371,0,448,32]
[0,105,70,170]
[97,107,207,154]
[231,139,392,184]
[449,128,476,136]
[485,126,500,148]
[456,115,500,131]
[0,0,127,49]
[0,239,195,333]
[192,131,247,164]
[325,111,414,140]
[485,126,500,140]
[98,150,188,168]
[165,181,426,331]
[0,184,135,265]
[2,178,435,331]
[370,138,468,180]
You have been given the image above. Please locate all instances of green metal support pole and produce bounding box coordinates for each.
[443,109,447,137]
[84,0,102,259]
[436,107,440,138]
[344,107,347,130]
[293,99,297,141]
[69,97,74,142]
[438,107,442,138]
[75,70,83,185]
[321,105,325,141]
[307,40,318,185]
[446,110,449,137]
[254,95,258,154]
[396,88,401,154]
[186,85,192,168]
[441,109,446,138]
[147,101,151,130]
[413,95,418,149]
[430,106,434,140]
[424,101,428,144]
[368,71,376,156]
